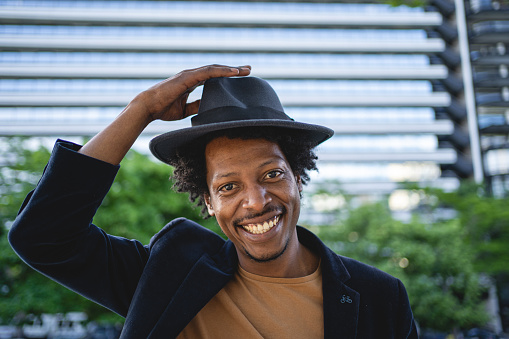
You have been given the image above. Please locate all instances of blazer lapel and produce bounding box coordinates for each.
[323,279,360,339]
[297,227,360,339]
[148,241,237,338]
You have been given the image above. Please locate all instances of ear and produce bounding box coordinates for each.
[295,174,303,193]
[204,193,215,216]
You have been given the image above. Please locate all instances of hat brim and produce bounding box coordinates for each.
[149,119,334,166]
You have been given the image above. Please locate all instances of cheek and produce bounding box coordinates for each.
[218,223,233,237]
[280,180,302,201]
[210,199,234,227]
[215,214,237,239]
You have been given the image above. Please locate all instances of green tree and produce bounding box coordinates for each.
[313,201,489,332]
[422,183,509,276]
[0,137,219,323]
[418,183,509,331]
[379,0,427,7]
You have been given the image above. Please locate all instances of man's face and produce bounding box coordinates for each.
[204,136,303,270]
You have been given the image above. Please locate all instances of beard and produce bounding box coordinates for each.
[243,236,290,263]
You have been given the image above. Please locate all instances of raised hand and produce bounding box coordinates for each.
[78,65,251,165]
[134,65,252,123]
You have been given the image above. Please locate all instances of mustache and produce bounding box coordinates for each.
[233,205,286,226]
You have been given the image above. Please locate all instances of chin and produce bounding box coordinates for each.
[245,238,290,263]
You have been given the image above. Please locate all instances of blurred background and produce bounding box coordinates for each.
[0,0,508,338]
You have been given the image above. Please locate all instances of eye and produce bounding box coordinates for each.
[265,170,283,180]
[219,183,236,192]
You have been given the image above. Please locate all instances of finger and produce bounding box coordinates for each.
[236,65,252,76]
[185,80,206,96]
[179,65,251,118]
[170,64,251,92]
[184,99,201,118]
[180,64,251,88]
[180,65,250,117]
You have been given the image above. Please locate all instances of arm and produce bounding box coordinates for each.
[8,65,251,316]
[9,140,139,315]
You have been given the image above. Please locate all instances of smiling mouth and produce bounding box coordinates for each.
[241,215,281,235]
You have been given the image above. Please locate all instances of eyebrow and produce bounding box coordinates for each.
[258,159,279,169]
[215,171,239,180]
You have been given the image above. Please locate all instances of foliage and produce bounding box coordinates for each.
[417,182,509,331]
[375,0,427,7]
[0,137,219,323]
[313,201,489,332]
[419,182,509,276]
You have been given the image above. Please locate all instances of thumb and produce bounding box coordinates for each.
[184,99,201,118]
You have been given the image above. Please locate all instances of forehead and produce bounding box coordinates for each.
[204,137,287,172]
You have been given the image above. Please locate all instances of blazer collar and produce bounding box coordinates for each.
[296,227,360,339]
[148,240,238,338]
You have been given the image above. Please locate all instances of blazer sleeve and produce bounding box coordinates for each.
[8,140,150,317]
[395,279,419,338]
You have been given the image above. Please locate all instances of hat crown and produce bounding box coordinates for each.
[197,77,284,113]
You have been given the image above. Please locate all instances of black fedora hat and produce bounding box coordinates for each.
[149,76,334,165]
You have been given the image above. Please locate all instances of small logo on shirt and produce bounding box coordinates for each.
[340,295,352,304]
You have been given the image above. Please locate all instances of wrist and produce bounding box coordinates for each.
[125,94,156,126]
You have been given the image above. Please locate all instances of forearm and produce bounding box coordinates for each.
[79,100,152,165]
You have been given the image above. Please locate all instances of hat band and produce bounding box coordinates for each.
[191,106,294,126]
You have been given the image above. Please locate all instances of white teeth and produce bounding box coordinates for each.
[242,215,280,235]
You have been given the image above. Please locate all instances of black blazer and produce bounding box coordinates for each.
[9,140,418,338]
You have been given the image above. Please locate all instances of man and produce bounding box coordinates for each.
[9,65,418,338]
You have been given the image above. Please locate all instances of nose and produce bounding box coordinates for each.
[242,184,272,211]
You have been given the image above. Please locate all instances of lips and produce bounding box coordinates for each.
[240,215,281,235]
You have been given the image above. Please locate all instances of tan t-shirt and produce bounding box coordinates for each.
[177,263,324,339]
